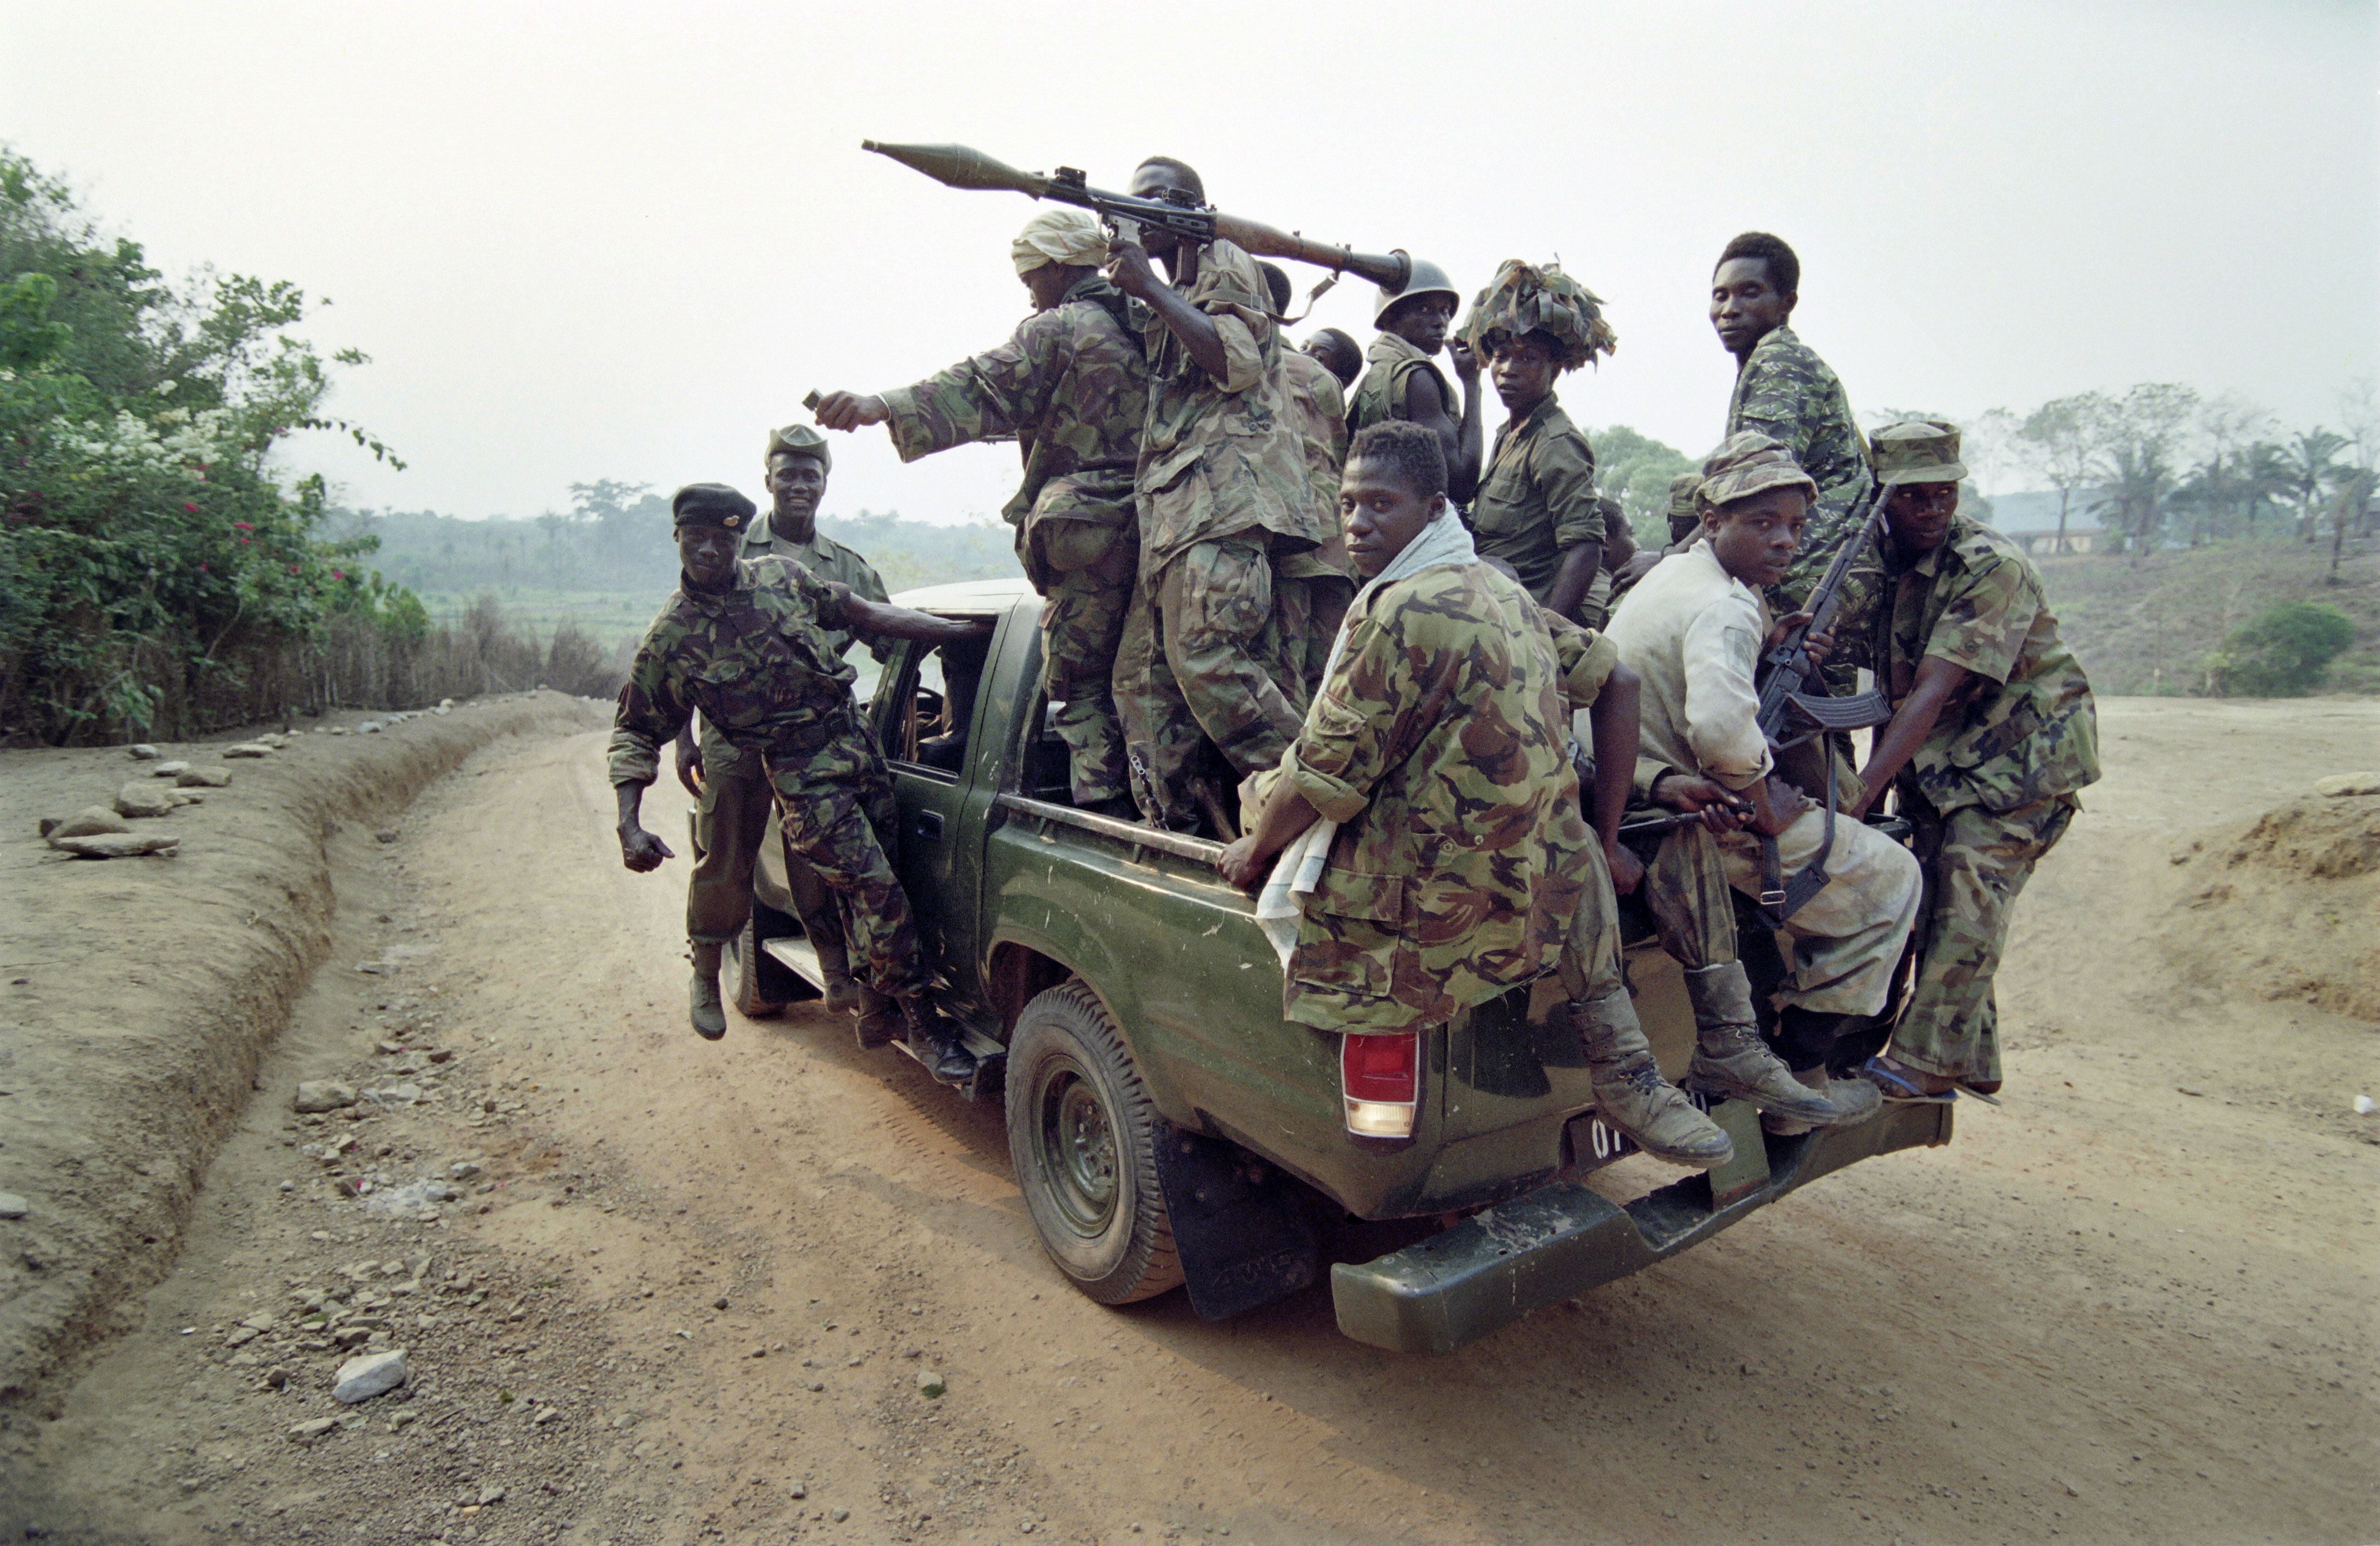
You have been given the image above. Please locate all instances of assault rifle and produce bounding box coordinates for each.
[862,141,1415,296]
[1747,477,1897,926]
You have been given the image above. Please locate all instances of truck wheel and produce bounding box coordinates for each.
[1005,982,1184,1304]
[727,903,792,1019]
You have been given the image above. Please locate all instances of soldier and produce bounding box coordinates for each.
[610,483,989,1081]
[1605,434,1920,1125]
[1301,327,1362,392]
[813,207,1149,817]
[1105,155,1330,831]
[674,424,889,1015]
[1259,263,1358,693]
[1607,471,1703,609]
[1846,419,2101,1100]
[1577,493,1627,629]
[1461,260,1617,624]
[1712,230,1879,688]
[1216,421,1727,1166]
[1347,259,1484,502]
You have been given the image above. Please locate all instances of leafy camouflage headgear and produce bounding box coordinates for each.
[672,483,756,531]
[1459,260,1617,372]
[1871,418,1968,486]
[1695,432,1817,513]
[766,423,832,474]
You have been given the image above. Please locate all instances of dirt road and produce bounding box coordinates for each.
[10,698,2375,1545]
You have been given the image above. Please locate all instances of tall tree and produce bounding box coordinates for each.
[2016,392,2113,554]
[2100,383,2199,561]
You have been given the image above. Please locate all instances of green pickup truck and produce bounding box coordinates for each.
[710,579,1951,1354]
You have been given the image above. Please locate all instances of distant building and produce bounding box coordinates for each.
[1982,489,2108,556]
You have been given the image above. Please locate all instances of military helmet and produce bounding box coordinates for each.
[1372,255,1460,324]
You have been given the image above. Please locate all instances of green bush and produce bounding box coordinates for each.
[2219,602,2357,697]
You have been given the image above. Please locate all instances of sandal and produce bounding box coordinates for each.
[1859,1056,1955,1104]
[1952,1081,2004,1107]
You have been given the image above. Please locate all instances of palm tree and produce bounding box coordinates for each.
[2278,429,2347,543]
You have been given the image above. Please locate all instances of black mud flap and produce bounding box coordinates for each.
[1151,1121,1320,1321]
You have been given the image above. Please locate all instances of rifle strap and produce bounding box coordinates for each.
[1756,770,1839,930]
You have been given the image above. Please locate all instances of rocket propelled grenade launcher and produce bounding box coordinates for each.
[862,140,1414,296]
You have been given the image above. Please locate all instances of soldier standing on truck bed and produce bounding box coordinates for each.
[1346,258,1484,506]
[609,483,989,1079]
[1712,230,1880,693]
[813,207,1150,818]
[1462,260,1617,626]
[674,424,890,1015]
[1259,262,1357,696]
[1845,419,2100,1102]
[1217,421,1729,1168]
[1104,155,1329,833]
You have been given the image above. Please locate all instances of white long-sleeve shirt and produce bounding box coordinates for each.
[1602,540,1773,791]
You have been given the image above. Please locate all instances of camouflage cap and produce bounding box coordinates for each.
[1696,432,1818,512]
[1666,471,1701,526]
[1871,417,1967,486]
[766,422,832,474]
[672,482,756,531]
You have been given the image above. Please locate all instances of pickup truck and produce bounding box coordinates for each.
[706,578,1951,1355]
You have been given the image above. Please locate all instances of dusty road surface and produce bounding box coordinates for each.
[7,697,2375,1545]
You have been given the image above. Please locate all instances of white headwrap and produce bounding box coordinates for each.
[1011,208,1110,277]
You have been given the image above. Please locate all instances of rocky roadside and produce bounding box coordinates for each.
[0,694,610,1455]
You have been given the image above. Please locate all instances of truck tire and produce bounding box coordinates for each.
[727,902,794,1019]
[1005,981,1185,1305]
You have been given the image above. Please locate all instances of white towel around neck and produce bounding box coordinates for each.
[1254,511,1479,968]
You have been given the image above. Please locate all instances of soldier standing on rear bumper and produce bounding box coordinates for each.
[609,484,988,1081]
[1848,419,2100,1100]
[676,425,889,1016]
[814,208,1150,818]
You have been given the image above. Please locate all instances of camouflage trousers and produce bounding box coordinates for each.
[686,726,845,965]
[1716,803,1922,1016]
[1272,553,1355,698]
[1117,536,1310,830]
[1033,519,1137,806]
[695,712,927,1000]
[1555,839,1627,1002]
[1641,821,1738,971]
[1889,790,2078,1083]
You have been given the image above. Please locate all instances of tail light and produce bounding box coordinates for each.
[1341,1031,1420,1140]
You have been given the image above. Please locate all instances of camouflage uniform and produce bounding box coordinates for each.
[1347,331,1456,438]
[684,511,891,949]
[1119,236,1329,827]
[1471,394,1604,610]
[879,272,1149,805]
[1606,472,1703,614]
[1276,346,1355,692]
[1727,324,1879,682]
[1266,557,1613,1032]
[1872,427,2100,1083]
[611,556,926,998]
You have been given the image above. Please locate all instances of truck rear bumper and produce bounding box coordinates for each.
[1330,1098,1953,1354]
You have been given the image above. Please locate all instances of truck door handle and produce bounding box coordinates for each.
[909,810,946,842]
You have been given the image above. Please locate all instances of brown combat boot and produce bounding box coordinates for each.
[1679,963,1836,1125]
[852,986,899,1050]
[1761,1066,1884,1136]
[1571,988,1732,1169]
[810,932,863,1016]
[688,942,727,1042]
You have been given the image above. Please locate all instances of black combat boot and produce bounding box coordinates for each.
[688,942,727,1041]
[900,997,976,1084]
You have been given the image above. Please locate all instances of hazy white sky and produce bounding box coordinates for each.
[4,1,2374,521]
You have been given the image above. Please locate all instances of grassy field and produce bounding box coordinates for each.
[2040,538,2378,696]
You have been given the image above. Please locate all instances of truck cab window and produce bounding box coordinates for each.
[889,634,990,774]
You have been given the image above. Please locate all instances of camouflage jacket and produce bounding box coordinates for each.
[1726,325,1871,594]
[1472,394,1604,606]
[737,520,889,662]
[1347,331,1454,438]
[607,558,861,787]
[881,272,1148,537]
[1281,346,1349,531]
[1877,514,2101,813]
[1275,561,1619,1032]
[1136,238,1328,577]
